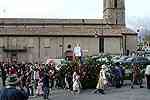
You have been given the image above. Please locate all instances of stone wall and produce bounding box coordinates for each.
[0,36,99,62]
[126,35,137,52]
[104,37,122,54]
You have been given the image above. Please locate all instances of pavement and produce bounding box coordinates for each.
[1,78,150,100]
[28,87,150,100]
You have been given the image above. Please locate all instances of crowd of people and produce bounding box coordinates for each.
[0,43,150,100]
[0,60,150,100]
[0,60,84,100]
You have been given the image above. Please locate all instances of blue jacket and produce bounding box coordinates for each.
[112,67,123,78]
[0,87,28,100]
[42,74,49,88]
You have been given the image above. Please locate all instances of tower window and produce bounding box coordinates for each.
[114,0,117,8]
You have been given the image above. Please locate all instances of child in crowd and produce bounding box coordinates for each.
[36,78,44,96]
[73,71,81,95]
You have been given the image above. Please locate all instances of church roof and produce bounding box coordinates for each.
[0,18,136,37]
[121,27,137,35]
[0,18,104,25]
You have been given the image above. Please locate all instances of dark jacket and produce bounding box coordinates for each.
[42,73,49,88]
[112,67,123,78]
[0,87,28,100]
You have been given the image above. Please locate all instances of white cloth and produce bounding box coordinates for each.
[145,65,150,75]
[74,46,81,57]
[34,71,39,80]
[73,80,80,91]
[96,69,107,89]
[73,75,80,91]
[65,77,69,88]
[73,72,77,82]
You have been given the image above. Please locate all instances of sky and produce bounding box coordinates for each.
[0,0,150,29]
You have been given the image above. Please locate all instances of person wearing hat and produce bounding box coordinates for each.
[93,64,107,94]
[0,75,28,100]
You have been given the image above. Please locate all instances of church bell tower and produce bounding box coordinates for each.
[103,0,125,25]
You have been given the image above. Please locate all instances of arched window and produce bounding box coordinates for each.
[114,0,117,8]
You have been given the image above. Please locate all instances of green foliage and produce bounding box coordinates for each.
[59,54,115,88]
[59,54,147,88]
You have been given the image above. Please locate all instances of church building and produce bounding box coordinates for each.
[0,0,137,62]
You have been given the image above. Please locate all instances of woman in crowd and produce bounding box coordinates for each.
[145,65,150,89]
[94,64,107,94]
[131,64,143,88]
[64,72,73,95]
[72,70,81,95]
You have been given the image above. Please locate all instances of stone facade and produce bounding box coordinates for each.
[0,0,137,63]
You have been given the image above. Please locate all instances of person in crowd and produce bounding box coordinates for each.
[26,71,34,96]
[145,65,150,89]
[73,43,82,63]
[64,72,73,95]
[0,75,28,100]
[42,72,50,99]
[0,64,7,86]
[9,66,17,75]
[119,64,125,86]
[33,68,40,90]
[36,77,44,96]
[131,64,143,89]
[49,67,55,90]
[112,62,123,88]
[94,64,107,94]
[65,44,74,61]
[72,71,81,95]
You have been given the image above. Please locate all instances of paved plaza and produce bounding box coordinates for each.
[28,87,150,100]
[1,79,150,100]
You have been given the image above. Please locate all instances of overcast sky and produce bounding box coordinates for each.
[0,0,149,18]
[0,0,150,30]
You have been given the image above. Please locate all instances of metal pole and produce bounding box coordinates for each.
[38,37,40,64]
[62,37,64,58]
[102,23,104,53]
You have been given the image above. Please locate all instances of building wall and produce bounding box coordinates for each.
[104,37,122,54]
[0,35,137,62]
[63,37,99,56]
[0,36,99,62]
[126,35,137,52]
[40,37,63,62]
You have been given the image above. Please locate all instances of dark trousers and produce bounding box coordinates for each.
[146,75,150,89]
[131,78,143,88]
[43,87,49,99]
[35,79,39,89]
[2,78,6,86]
[27,85,34,96]
[120,77,124,86]
[50,79,54,89]
[114,77,121,88]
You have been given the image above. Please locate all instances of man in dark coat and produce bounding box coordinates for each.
[0,75,28,100]
[42,72,50,99]
[112,63,123,88]
[0,64,7,86]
